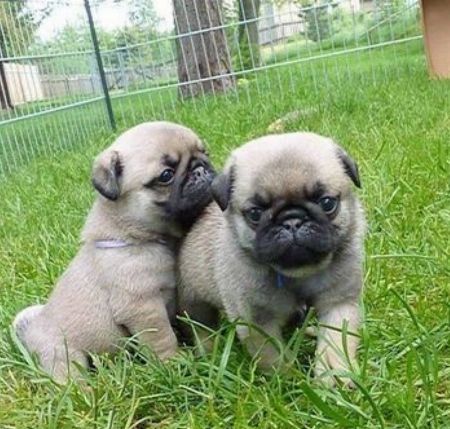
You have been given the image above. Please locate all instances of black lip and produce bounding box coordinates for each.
[252,202,335,269]
[267,242,329,268]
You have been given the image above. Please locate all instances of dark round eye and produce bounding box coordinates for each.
[319,197,338,214]
[159,168,174,184]
[247,207,263,223]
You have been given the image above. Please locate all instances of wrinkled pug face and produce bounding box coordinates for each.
[92,121,215,235]
[212,133,361,277]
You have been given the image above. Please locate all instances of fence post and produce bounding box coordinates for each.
[84,0,116,131]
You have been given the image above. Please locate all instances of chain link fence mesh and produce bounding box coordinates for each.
[0,0,423,177]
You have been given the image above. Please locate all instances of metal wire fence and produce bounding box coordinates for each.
[0,0,423,177]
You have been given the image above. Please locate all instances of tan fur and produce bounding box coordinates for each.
[178,132,365,386]
[13,121,208,383]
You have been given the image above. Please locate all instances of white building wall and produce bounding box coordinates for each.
[4,63,44,105]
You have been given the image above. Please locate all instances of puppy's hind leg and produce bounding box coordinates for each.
[236,320,288,373]
[39,344,90,385]
[12,304,45,343]
[178,300,219,354]
[13,307,90,384]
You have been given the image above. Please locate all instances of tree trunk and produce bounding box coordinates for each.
[0,40,13,110]
[238,0,261,70]
[173,0,235,99]
[0,62,13,109]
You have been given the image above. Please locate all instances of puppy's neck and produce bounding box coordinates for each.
[81,199,178,244]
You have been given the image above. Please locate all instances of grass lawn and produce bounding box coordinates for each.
[0,41,449,428]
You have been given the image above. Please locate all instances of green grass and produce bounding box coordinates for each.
[1,41,450,428]
[0,98,110,177]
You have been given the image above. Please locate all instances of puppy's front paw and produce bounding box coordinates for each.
[192,328,216,356]
[255,346,297,376]
[151,333,179,361]
[314,349,357,389]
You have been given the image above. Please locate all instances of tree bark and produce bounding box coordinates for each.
[173,0,235,99]
[238,0,261,69]
[0,39,13,110]
[0,62,13,109]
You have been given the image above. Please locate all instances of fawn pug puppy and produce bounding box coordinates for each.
[178,132,365,386]
[13,121,215,383]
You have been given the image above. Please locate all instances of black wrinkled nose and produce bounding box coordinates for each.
[193,165,205,178]
[282,218,302,232]
[187,158,213,185]
[277,208,309,231]
[192,165,211,181]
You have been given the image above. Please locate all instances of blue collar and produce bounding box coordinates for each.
[276,272,287,289]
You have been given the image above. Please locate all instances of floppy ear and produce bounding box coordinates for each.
[337,148,361,188]
[211,168,234,211]
[92,150,123,200]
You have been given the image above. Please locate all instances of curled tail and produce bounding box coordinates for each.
[13,304,44,341]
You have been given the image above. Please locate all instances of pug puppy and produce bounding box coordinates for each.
[13,121,214,383]
[178,132,365,386]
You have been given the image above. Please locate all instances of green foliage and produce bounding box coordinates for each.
[104,0,166,68]
[31,17,174,76]
[125,0,159,28]
[235,41,261,72]
[301,1,340,42]
[0,1,50,54]
[29,25,94,74]
[222,1,242,70]
[236,0,261,71]
[375,0,408,21]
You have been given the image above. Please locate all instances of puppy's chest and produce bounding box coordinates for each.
[248,276,299,313]
[104,248,176,294]
[285,274,331,303]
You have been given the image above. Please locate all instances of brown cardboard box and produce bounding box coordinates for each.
[421,0,450,78]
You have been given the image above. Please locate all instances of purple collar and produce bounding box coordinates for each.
[94,238,168,249]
